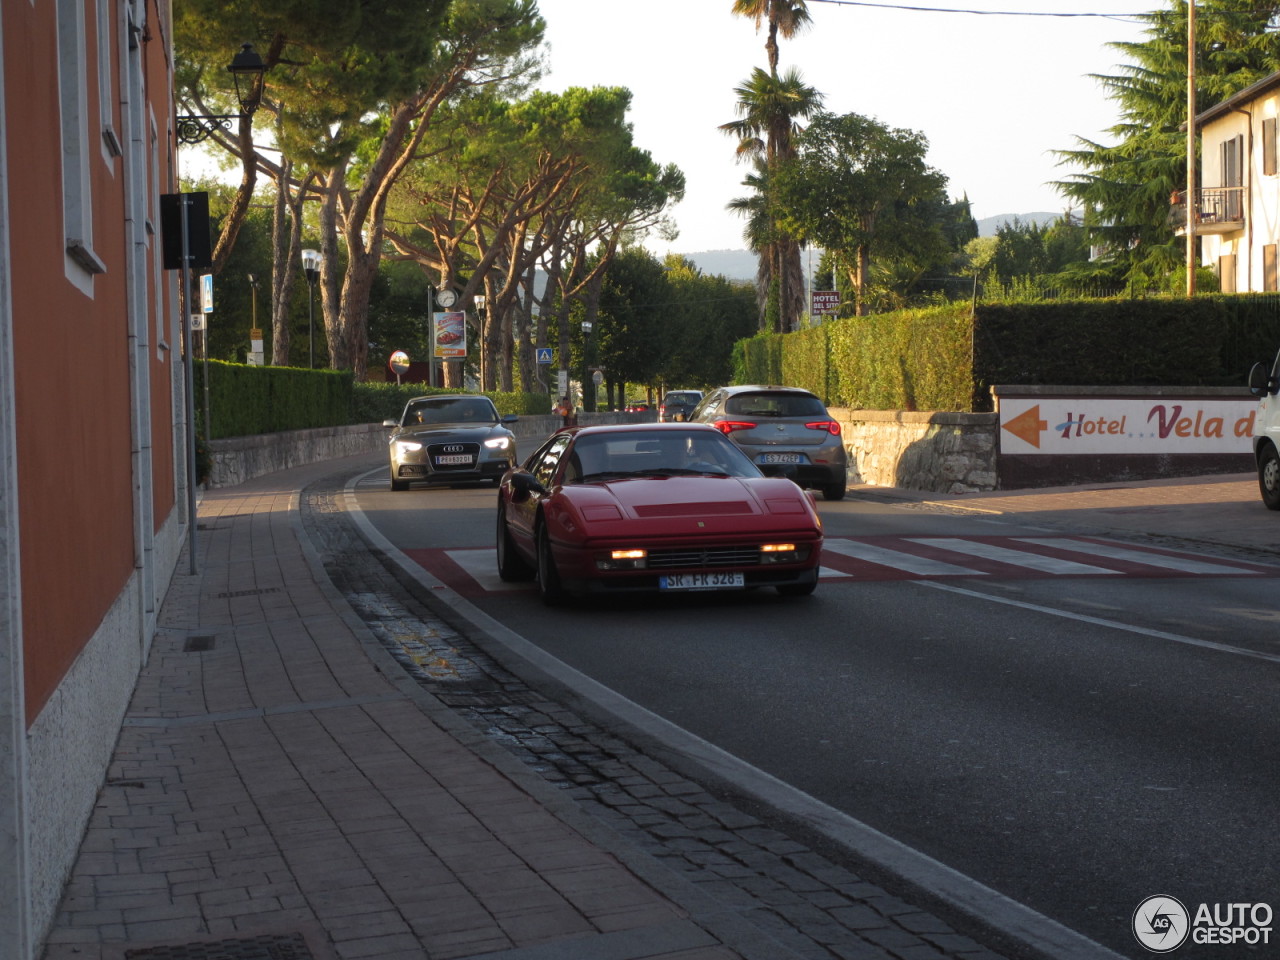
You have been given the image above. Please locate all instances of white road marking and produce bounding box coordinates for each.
[1013,538,1266,575]
[908,538,1119,576]
[823,539,986,576]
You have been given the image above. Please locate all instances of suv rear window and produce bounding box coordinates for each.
[725,392,826,418]
[664,392,700,405]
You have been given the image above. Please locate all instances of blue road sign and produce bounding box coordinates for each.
[536,347,553,365]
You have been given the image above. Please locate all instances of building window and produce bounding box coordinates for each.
[1266,245,1277,292]
[98,0,122,160]
[57,0,106,288]
[1265,119,1277,177]
[1219,254,1238,294]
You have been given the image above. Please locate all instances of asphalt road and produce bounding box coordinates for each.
[352,475,1280,960]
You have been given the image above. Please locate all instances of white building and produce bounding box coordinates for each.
[1185,71,1280,292]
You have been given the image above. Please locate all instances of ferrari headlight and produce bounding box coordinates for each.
[394,440,423,453]
[484,437,511,450]
[760,543,808,563]
[597,548,648,570]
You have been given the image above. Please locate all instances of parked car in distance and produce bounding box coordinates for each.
[688,385,848,501]
[496,423,824,604]
[659,390,704,422]
[624,400,650,413]
[382,394,517,491]
[1248,350,1280,508]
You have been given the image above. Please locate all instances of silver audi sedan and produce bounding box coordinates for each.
[382,395,518,491]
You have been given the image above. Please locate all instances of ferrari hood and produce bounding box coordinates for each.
[565,475,814,523]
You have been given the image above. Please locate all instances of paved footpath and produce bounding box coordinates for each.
[39,457,1016,960]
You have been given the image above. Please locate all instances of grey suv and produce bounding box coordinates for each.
[689,385,848,500]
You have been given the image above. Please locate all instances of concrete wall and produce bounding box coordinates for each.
[205,412,652,488]
[206,390,1255,497]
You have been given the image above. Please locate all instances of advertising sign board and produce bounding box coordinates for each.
[433,312,467,358]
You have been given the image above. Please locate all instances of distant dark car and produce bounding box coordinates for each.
[688,385,848,501]
[496,424,823,604]
[382,395,517,491]
[624,400,650,413]
[659,390,703,422]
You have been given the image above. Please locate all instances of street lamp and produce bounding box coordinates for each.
[176,43,267,145]
[581,319,594,412]
[301,249,321,368]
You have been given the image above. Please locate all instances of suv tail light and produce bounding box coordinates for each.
[806,420,841,436]
[715,420,757,434]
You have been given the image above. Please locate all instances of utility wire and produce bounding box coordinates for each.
[807,0,1146,22]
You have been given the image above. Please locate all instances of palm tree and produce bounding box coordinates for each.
[731,0,812,73]
[721,67,822,332]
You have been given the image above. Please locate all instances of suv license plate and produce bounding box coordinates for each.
[760,453,802,464]
[660,572,745,591]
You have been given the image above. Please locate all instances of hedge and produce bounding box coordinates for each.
[733,295,1280,413]
[195,360,550,439]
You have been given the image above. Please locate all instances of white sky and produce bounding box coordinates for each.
[531,0,1151,253]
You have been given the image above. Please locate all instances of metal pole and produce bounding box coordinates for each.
[308,282,314,368]
[179,195,198,574]
[1187,0,1197,298]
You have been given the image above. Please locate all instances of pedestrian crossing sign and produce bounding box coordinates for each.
[536,347,553,365]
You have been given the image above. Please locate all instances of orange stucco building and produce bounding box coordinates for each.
[1,0,191,956]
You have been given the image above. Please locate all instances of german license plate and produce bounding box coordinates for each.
[659,572,745,591]
[760,453,802,464]
[434,454,473,465]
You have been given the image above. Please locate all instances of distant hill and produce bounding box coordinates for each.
[976,212,1063,236]
[677,213,1070,278]
[678,249,757,282]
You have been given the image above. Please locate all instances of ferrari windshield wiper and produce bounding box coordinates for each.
[576,471,642,483]
[642,468,731,477]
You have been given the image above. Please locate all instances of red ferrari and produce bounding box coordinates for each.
[496,423,824,604]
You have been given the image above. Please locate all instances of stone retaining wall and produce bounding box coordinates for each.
[831,408,998,494]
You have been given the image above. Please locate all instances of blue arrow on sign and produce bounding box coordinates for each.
[536,347,553,365]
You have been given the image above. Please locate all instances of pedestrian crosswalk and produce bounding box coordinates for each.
[400,535,1276,596]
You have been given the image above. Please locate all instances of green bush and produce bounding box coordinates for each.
[194,361,553,438]
[195,362,354,439]
[732,295,1280,413]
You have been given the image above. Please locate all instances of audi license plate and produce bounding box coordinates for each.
[434,454,473,465]
[759,453,802,464]
[659,572,745,591]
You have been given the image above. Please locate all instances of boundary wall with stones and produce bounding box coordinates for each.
[832,408,997,494]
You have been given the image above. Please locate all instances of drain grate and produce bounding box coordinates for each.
[214,587,282,599]
[124,932,315,960]
[183,635,216,652]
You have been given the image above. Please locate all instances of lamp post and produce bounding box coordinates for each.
[301,248,321,368]
[474,294,487,389]
[175,43,267,145]
[581,319,594,412]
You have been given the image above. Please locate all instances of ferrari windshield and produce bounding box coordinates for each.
[403,397,498,426]
[563,429,761,484]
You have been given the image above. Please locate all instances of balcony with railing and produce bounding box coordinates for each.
[1171,186,1245,235]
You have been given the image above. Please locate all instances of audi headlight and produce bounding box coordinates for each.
[394,440,423,453]
[484,436,511,450]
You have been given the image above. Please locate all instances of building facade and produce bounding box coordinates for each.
[1,1,190,957]
[1185,71,1280,293]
